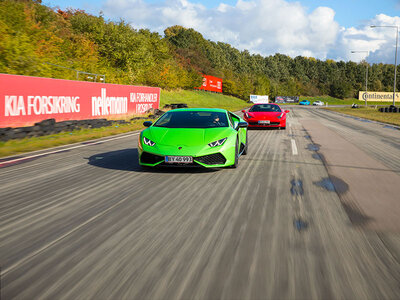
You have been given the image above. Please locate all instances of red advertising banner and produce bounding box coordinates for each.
[0,74,160,128]
[195,74,223,93]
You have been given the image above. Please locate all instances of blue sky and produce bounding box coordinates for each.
[44,0,400,63]
[45,0,400,28]
[287,0,400,27]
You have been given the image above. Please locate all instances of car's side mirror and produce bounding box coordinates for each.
[241,110,246,113]
[235,121,248,130]
[143,121,153,127]
[285,110,290,113]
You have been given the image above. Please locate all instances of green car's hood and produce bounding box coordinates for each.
[145,127,232,146]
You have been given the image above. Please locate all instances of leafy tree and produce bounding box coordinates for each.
[330,80,352,99]
[1,0,399,100]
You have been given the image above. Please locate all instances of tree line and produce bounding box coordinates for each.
[0,0,398,100]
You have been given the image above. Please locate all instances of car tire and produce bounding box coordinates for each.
[231,138,239,168]
[242,130,248,155]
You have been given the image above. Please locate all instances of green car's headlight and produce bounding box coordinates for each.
[208,137,227,147]
[143,136,156,147]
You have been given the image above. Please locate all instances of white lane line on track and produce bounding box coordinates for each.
[2,193,132,276]
[0,132,140,167]
[291,139,298,155]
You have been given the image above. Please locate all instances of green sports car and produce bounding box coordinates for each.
[138,108,248,168]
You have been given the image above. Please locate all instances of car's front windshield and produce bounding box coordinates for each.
[249,104,281,112]
[154,110,229,128]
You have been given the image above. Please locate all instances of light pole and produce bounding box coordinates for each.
[351,50,369,106]
[371,25,399,106]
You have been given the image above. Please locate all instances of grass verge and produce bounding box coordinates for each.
[0,120,147,158]
[0,89,249,158]
[324,107,400,127]
[161,89,249,111]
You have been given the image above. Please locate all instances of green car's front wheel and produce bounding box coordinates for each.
[231,138,239,168]
[242,130,248,155]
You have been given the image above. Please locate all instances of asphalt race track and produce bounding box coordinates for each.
[1,106,400,299]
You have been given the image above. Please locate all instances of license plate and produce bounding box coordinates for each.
[258,120,270,124]
[165,156,193,164]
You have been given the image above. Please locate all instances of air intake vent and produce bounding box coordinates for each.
[195,153,226,165]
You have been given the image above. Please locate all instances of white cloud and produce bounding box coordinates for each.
[236,0,256,11]
[102,0,400,63]
[330,14,400,63]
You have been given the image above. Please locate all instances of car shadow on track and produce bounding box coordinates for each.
[87,148,141,172]
[87,148,218,174]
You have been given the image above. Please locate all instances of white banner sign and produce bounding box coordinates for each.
[250,95,269,103]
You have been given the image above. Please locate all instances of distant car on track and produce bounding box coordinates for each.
[138,108,248,168]
[299,100,310,105]
[242,103,289,129]
[312,100,324,106]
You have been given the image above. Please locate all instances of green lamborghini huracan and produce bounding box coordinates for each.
[138,108,248,168]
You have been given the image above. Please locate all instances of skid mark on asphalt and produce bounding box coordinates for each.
[313,178,336,192]
[288,120,308,231]
[294,218,309,231]
[313,176,350,195]
[290,167,308,232]
[307,143,320,151]
[290,179,304,196]
[312,153,322,160]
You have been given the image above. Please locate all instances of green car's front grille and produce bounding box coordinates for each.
[195,153,226,165]
[141,151,227,166]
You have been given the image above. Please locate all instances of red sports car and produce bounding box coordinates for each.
[242,103,289,129]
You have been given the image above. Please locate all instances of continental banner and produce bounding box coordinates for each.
[358,91,400,102]
[0,74,160,127]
